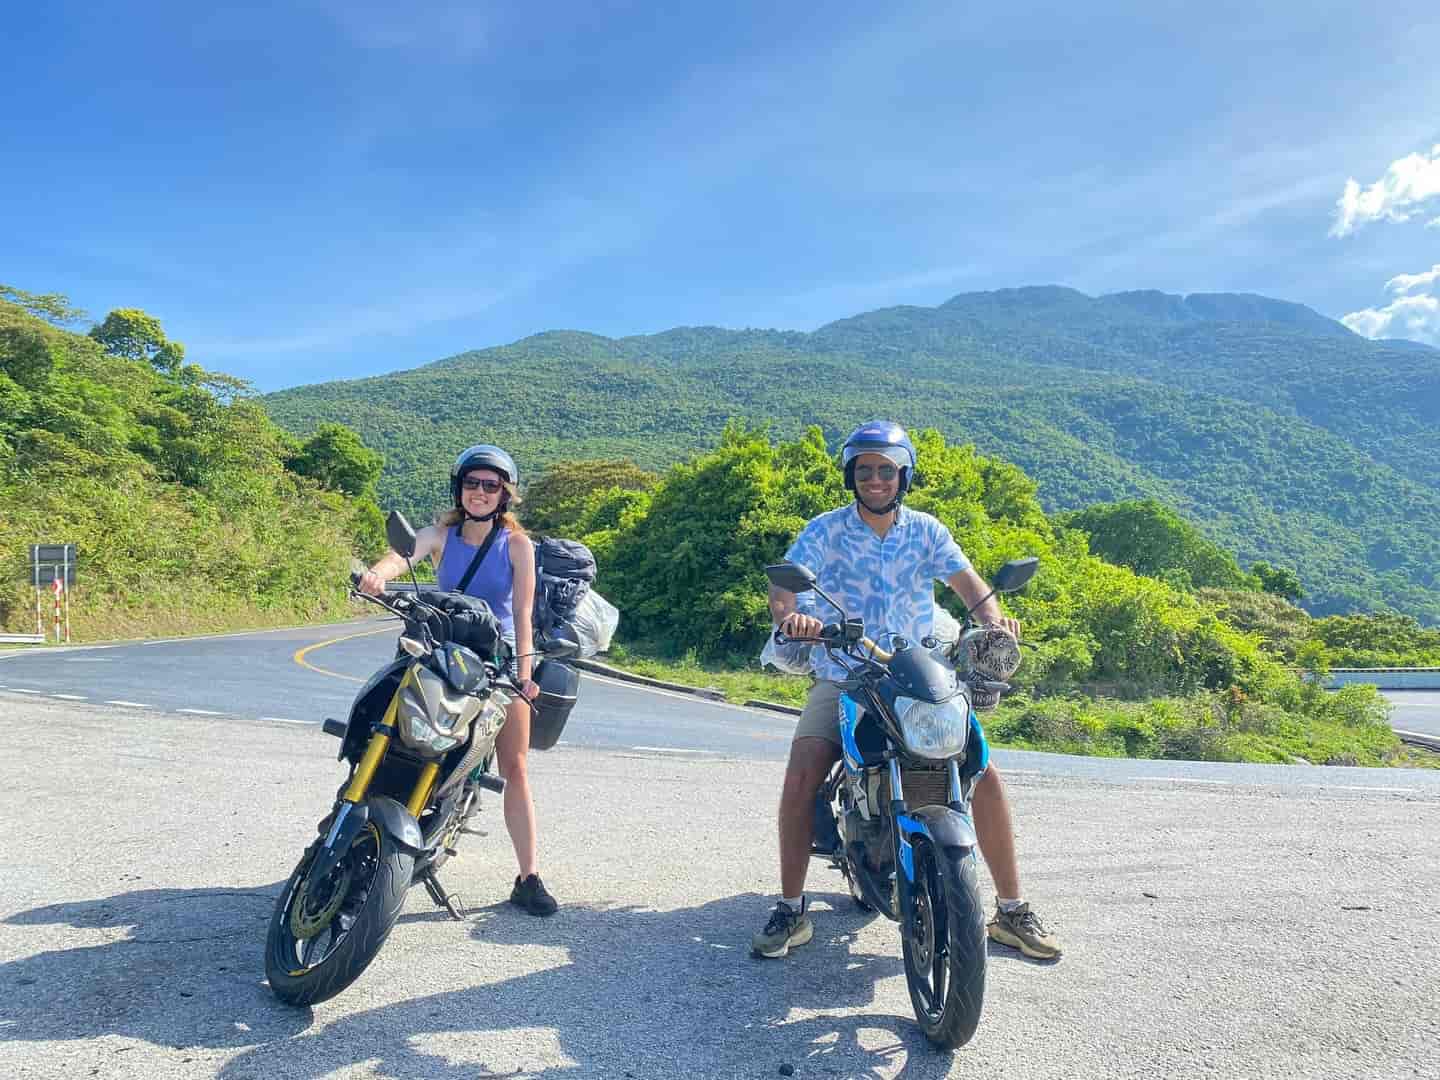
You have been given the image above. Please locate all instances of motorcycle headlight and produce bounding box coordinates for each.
[398,684,463,754]
[399,708,462,754]
[894,695,970,760]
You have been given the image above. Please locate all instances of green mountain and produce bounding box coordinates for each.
[263,286,1440,622]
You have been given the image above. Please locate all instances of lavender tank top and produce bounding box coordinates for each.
[435,524,514,634]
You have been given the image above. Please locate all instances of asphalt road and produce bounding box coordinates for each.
[2,622,1437,792]
[1383,691,1440,739]
[1,692,1436,1080]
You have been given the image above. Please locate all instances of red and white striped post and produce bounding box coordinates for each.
[51,576,65,643]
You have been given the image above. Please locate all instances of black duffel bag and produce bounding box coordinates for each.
[414,590,510,662]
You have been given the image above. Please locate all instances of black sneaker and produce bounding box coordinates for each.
[510,873,558,917]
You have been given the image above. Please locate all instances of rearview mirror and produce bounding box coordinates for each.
[544,634,580,659]
[992,557,1039,593]
[386,511,418,560]
[765,562,817,594]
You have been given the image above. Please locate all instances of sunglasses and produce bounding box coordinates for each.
[854,464,898,482]
[461,476,504,494]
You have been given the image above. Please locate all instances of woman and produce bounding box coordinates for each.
[358,443,558,917]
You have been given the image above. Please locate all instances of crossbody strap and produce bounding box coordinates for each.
[454,525,502,595]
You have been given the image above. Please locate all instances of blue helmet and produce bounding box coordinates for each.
[842,421,918,496]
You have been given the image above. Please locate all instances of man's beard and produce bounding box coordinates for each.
[857,490,898,515]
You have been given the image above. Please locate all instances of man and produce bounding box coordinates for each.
[752,421,1061,961]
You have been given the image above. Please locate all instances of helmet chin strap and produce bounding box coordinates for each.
[856,492,903,515]
[459,499,508,524]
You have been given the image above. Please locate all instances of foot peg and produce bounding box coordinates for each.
[475,773,505,794]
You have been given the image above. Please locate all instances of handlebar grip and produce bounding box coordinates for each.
[349,570,363,588]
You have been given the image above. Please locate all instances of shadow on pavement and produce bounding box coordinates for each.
[221,890,967,1079]
[1,884,313,1053]
[4,886,977,1077]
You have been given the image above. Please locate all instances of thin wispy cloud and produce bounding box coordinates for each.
[1330,143,1440,237]
[314,0,489,58]
[1341,263,1440,346]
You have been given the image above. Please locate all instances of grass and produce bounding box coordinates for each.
[595,645,1423,768]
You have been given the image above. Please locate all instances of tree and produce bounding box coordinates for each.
[1250,561,1304,601]
[523,459,659,535]
[89,308,185,375]
[287,423,384,498]
[0,284,87,326]
[1058,499,1250,590]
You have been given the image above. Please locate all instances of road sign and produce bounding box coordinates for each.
[28,543,77,589]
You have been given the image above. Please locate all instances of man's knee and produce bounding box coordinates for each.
[783,738,839,800]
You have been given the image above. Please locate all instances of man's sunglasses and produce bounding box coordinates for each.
[461,476,505,494]
[854,464,898,482]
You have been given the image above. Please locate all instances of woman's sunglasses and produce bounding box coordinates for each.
[854,464,898,482]
[461,476,504,494]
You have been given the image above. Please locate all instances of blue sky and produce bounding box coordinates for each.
[4,1,1440,390]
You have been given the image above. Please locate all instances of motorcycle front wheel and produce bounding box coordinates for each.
[900,838,987,1049]
[265,821,413,1006]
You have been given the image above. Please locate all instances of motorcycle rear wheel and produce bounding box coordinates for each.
[901,839,986,1048]
[265,822,413,1006]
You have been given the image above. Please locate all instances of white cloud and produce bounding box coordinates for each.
[1330,143,1440,237]
[1341,263,1440,346]
[1385,264,1440,296]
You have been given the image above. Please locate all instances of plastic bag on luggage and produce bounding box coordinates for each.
[566,589,619,658]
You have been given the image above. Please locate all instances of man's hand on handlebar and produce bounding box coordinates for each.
[989,615,1022,642]
[778,612,823,640]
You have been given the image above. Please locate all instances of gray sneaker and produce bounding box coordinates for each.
[987,901,1062,959]
[751,900,814,958]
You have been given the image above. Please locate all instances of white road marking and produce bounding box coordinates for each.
[105,700,152,708]
[177,708,225,716]
[631,746,726,755]
[261,717,316,725]
[7,688,43,694]
[51,693,87,700]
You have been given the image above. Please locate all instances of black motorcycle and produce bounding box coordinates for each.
[766,556,1036,1048]
[265,511,578,1006]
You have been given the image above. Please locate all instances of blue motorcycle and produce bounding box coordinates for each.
[765,556,1036,1048]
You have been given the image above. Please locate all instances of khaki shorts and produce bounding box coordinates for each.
[795,679,847,745]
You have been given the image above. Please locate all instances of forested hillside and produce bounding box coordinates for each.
[265,287,1440,623]
[0,287,384,639]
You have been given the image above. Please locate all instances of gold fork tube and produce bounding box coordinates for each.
[342,667,411,803]
[406,762,441,818]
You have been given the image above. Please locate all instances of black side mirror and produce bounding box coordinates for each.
[544,634,580,659]
[992,557,1039,593]
[765,562,817,594]
[386,511,418,559]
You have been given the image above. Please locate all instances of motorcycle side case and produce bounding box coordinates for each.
[528,659,579,751]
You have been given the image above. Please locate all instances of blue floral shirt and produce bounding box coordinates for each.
[784,503,971,682]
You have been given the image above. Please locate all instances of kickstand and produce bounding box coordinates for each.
[421,869,469,920]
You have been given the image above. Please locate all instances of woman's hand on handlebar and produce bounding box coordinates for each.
[357,569,386,597]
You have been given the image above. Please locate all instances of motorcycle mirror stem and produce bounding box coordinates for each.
[809,582,848,620]
[962,586,998,628]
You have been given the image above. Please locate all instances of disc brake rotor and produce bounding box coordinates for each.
[289,861,355,940]
[912,882,936,969]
